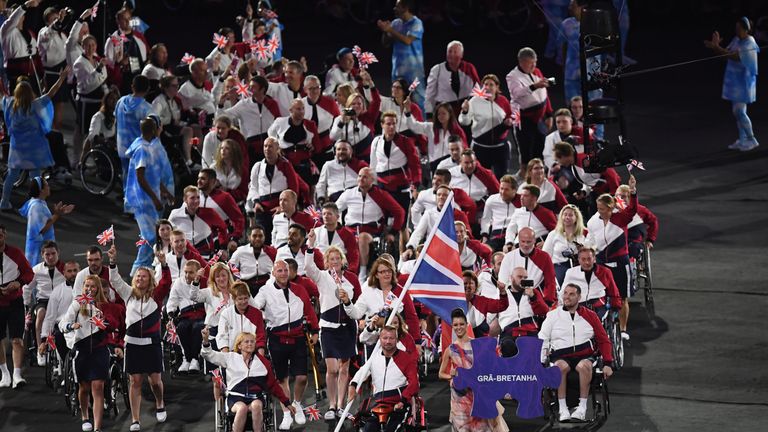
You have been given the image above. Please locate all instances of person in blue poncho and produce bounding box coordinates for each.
[0,65,70,210]
[705,17,761,152]
[19,177,74,266]
[125,116,174,275]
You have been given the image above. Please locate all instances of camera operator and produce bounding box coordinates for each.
[506,47,553,179]
[497,267,548,357]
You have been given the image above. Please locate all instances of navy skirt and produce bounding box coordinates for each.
[125,343,164,374]
[73,345,109,382]
[320,324,357,359]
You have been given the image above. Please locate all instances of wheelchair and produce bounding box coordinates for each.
[633,242,654,320]
[43,339,61,391]
[542,357,610,430]
[103,347,130,417]
[79,136,121,196]
[601,309,624,370]
[214,388,278,431]
[62,349,80,418]
[352,396,428,432]
[23,307,38,367]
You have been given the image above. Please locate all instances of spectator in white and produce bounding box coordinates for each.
[311,202,360,274]
[1,0,43,94]
[271,189,314,247]
[230,225,276,295]
[497,267,550,357]
[506,47,553,178]
[504,184,558,245]
[266,60,306,116]
[179,58,218,118]
[543,204,587,286]
[105,7,149,94]
[328,71,381,162]
[275,224,309,275]
[404,102,466,174]
[165,259,206,373]
[481,174,522,251]
[267,98,321,183]
[543,108,584,171]
[316,140,367,204]
[153,75,198,170]
[411,168,477,227]
[448,148,500,205]
[168,186,230,258]
[206,27,236,77]
[197,168,245,242]
[370,110,422,213]
[81,86,119,165]
[459,74,515,178]
[202,115,248,169]
[324,47,357,96]
[498,227,558,306]
[73,35,109,138]
[435,136,464,170]
[455,220,492,271]
[246,137,300,242]
[39,260,78,369]
[73,245,116,302]
[425,40,479,116]
[218,75,281,163]
[156,229,206,285]
[335,167,405,278]
[303,75,340,164]
[37,6,69,130]
[21,240,64,366]
[141,43,171,82]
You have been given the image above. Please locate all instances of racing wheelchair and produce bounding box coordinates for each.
[542,356,611,431]
[351,396,429,432]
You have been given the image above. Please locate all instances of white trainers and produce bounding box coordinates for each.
[0,373,11,388]
[81,419,93,431]
[189,359,200,372]
[37,354,47,367]
[129,421,141,431]
[292,400,306,425]
[324,409,336,421]
[621,332,630,341]
[156,407,167,423]
[12,374,26,389]
[571,407,587,421]
[278,411,293,430]
[559,409,571,422]
[178,360,190,373]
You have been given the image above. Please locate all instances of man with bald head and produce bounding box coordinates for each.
[498,266,549,357]
[302,75,340,165]
[498,227,557,306]
[271,190,314,247]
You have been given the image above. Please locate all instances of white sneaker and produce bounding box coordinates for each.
[81,420,94,431]
[292,400,306,425]
[324,409,336,420]
[12,374,26,389]
[0,373,11,387]
[129,421,141,431]
[621,332,630,341]
[739,139,760,152]
[178,360,190,373]
[156,407,167,423]
[188,359,200,372]
[37,354,47,367]
[278,411,293,430]
[559,409,571,422]
[728,139,743,150]
[571,407,587,421]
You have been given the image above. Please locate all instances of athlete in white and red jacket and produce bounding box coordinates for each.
[246,138,300,214]
[197,169,245,242]
[448,149,500,203]
[316,140,368,203]
[562,247,622,312]
[303,76,341,157]
[329,83,381,161]
[336,168,406,234]
[169,186,229,258]
[370,112,422,207]
[504,184,557,244]
[498,266,550,357]
[481,175,522,249]
[267,100,322,167]
[311,203,361,274]
[230,225,277,295]
[499,227,557,306]
[425,41,480,115]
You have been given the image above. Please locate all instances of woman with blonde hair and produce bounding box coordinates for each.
[328,70,380,162]
[543,204,588,285]
[192,262,235,334]
[107,246,171,431]
[520,158,568,213]
[213,138,249,202]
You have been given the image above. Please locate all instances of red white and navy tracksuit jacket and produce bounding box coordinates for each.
[271,211,315,248]
[498,289,549,336]
[23,260,65,305]
[73,265,123,305]
[379,100,427,154]
[317,157,368,201]
[370,133,422,192]
[201,347,290,405]
[253,280,319,343]
[562,265,622,310]
[310,225,361,274]
[519,180,568,213]
[539,305,614,365]
[627,204,658,244]
[504,205,558,243]
[168,205,229,257]
[154,247,206,286]
[449,164,500,203]
[336,186,406,233]
[200,188,245,241]
[166,278,206,321]
[267,116,322,166]
[459,239,493,271]
[405,114,468,164]
[216,304,267,351]
[425,60,480,113]
[498,248,557,306]
[0,245,34,307]
[344,284,422,344]
[305,251,362,329]
[110,266,171,346]
[506,66,553,123]
[329,88,381,160]
[467,291,510,331]
[570,153,621,196]
[266,81,305,117]
[220,95,282,142]
[458,94,514,146]
[587,193,637,262]
[351,348,419,406]
[246,157,300,212]
[303,94,341,154]
[230,245,277,285]
[480,193,521,239]
[59,301,124,353]
[410,187,478,227]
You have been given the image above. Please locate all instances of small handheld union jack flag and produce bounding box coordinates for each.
[408,77,420,92]
[510,104,521,129]
[212,33,228,49]
[110,34,128,47]
[135,236,149,248]
[46,334,57,351]
[96,225,114,246]
[235,81,252,99]
[358,52,378,69]
[614,195,627,210]
[90,315,107,330]
[304,404,322,422]
[207,250,224,267]
[181,53,196,65]
[330,268,343,286]
[228,262,241,279]
[304,205,322,225]
[165,321,180,345]
[471,83,490,99]
[75,293,95,306]
[626,159,646,171]
[266,35,280,55]
[250,39,270,61]
[211,368,225,390]
[90,1,99,21]
[420,329,435,351]
[352,45,362,58]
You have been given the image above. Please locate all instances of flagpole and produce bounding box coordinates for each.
[333,192,457,432]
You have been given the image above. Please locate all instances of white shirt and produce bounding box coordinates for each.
[37,26,67,67]
[506,66,548,110]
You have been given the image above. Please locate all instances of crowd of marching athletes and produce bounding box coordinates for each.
[0,0,760,431]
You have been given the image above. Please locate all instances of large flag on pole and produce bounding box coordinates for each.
[405,193,467,322]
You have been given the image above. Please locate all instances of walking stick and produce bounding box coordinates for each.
[304,321,326,403]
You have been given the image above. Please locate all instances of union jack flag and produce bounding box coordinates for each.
[471,83,490,99]
[304,404,322,421]
[90,1,99,20]
[181,53,196,65]
[228,262,241,279]
[75,293,95,305]
[214,299,229,316]
[96,225,114,246]
[46,334,56,351]
[330,268,343,286]
[212,33,228,49]
[266,35,280,55]
[408,77,420,92]
[235,80,251,99]
[358,52,378,69]
[207,251,224,267]
[211,368,225,390]
[352,45,362,58]
[110,34,128,46]
[420,329,435,351]
[165,321,180,345]
[89,315,107,330]
[626,159,646,171]
[250,39,270,61]
[304,205,322,225]
[135,236,149,248]
[404,192,468,322]
[510,103,521,128]
[614,195,628,210]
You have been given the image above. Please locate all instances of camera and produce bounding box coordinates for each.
[547,77,556,86]
[342,108,356,117]
[377,307,392,318]
[521,279,534,288]
[561,249,574,259]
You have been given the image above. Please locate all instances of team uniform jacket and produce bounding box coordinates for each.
[425,60,480,113]
[216,304,267,351]
[303,95,340,154]
[407,207,471,249]
[350,348,419,406]
[23,261,65,305]
[310,226,360,274]
[219,96,281,140]
[305,251,362,329]
[104,29,148,69]
[110,266,170,346]
[542,230,588,265]
[586,194,637,262]
[411,188,477,227]
[336,186,406,233]
[200,188,245,240]
[506,66,552,123]
[518,180,568,213]
[329,88,381,159]
[169,204,229,256]
[37,25,67,68]
[403,114,467,164]
[267,117,321,166]
[458,239,493,270]
[480,193,522,239]
[498,289,549,336]
[265,81,305,116]
[458,95,514,146]
[275,245,308,275]
[271,211,315,249]
[449,164,500,203]
[562,265,622,310]
[73,266,120,304]
[1,7,39,61]
[179,79,218,114]
[201,346,290,405]
[627,204,659,244]
[370,134,422,192]
[230,245,276,282]
[0,244,34,306]
[504,205,558,243]
[154,247,206,286]
[253,280,319,340]
[378,101,427,154]
[344,284,421,344]
[324,65,358,96]
[316,157,368,200]
[543,129,586,170]
[166,278,206,321]
[498,248,557,306]
[569,153,621,196]
[72,54,108,96]
[59,301,123,351]
[246,157,300,213]
[539,305,614,365]
[41,281,73,339]
[190,282,238,327]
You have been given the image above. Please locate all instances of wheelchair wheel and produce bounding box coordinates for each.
[23,310,37,367]
[106,358,126,417]
[63,353,80,417]
[590,372,610,426]
[44,346,58,389]
[642,245,655,319]
[80,148,117,195]
[608,319,624,370]
[214,397,228,432]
